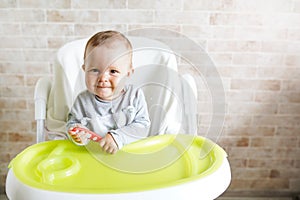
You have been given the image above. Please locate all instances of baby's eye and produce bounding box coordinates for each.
[87,68,100,75]
[110,69,119,74]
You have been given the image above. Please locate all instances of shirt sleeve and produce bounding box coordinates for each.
[109,89,151,149]
[66,95,84,131]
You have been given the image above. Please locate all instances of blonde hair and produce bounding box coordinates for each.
[84,30,132,68]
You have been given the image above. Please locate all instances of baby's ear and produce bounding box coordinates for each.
[127,68,134,76]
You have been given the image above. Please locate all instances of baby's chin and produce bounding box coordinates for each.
[95,90,124,101]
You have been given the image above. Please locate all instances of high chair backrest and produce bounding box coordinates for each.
[45,36,188,139]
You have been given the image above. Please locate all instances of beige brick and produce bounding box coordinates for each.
[255,80,281,91]
[232,53,258,65]
[128,0,181,10]
[231,79,281,91]
[0,24,21,35]
[275,169,300,179]
[0,132,8,142]
[0,9,45,22]
[0,110,34,121]
[226,91,254,101]
[234,27,287,41]
[0,0,16,7]
[225,126,275,136]
[0,50,25,62]
[0,36,47,49]
[19,0,70,8]
[288,29,300,40]
[47,37,73,49]
[184,0,235,11]
[290,179,300,191]
[257,67,300,79]
[282,80,300,91]
[258,54,285,66]
[263,13,300,28]
[101,10,153,24]
[154,11,209,25]
[255,91,280,103]
[8,133,35,142]
[0,98,27,109]
[288,42,300,53]
[295,160,300,168]
[0,153,11,163]
[226,147,249,158]
[285,54,300,66]
[219,136,249,147]
[209,26,235,39]
[274,148,299,159]
[232,178,289,190]
[246,147,274,159]
[228,158,247,168]
[0,120,32,133]
[0,86,34,98]
[235,0,292,13]
[232,168,269,179]
[210,13,262,26]
[261,41,288,53]
[225,115,252,126]
[248,159,295,169]
[74,24,127,37]
[47,10,98,23]
[129,25,180,33]
[72,0,126,9]
[23,50,55,62]
[0,62,26,74]
[276,127,300,136]
[0,75,25,86]
[255,91,300,103]
[250,137,298,148]
[228,102,277,115]
[252,116,300,126]
[181,25,211,39]
[25,63,51,74]
[279,104,300,115]
[22,24,74,36]
[218,66,256,78]
[210,53,233,65]
[208,41,261,52]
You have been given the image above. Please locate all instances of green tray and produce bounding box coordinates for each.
[9,134,226,193]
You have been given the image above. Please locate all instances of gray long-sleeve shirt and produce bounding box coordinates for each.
[67,85,151,149]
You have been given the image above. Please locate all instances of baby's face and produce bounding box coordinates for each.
[83,44,132,101]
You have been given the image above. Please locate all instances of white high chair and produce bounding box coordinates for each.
[34,36,197,142]
[6,35,231,200]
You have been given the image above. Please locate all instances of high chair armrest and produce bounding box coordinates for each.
[34,77,52,120]
[34,77,52,143]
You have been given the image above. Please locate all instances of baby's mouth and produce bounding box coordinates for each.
[96,84,111,89]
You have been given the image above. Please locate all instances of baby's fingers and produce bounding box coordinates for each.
[99,139,117,154]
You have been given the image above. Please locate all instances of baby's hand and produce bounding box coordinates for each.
[99,133,118,154]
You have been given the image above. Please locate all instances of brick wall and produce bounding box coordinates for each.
[0,0,299,197]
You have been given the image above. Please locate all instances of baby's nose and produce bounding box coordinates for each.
[98,71,109,82]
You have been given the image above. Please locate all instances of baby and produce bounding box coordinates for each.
[67,30,151,154]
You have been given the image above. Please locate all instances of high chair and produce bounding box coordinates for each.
[6,35,231,200]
